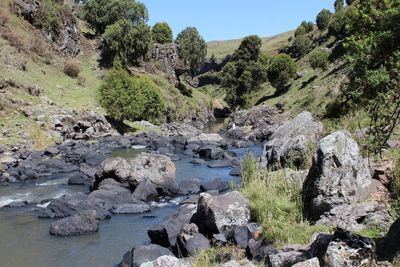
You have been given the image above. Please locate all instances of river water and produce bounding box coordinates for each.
[0,134,261,267]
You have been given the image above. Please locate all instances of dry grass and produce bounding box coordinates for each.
[27,123,55,150]
[0,10,9,27]
[29,35,48,56]
[191,245,246,267]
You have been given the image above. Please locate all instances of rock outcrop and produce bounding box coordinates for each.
[263,111,324,170]
[118,244,174,267]
[12,0,81,56]
[303,130,373,220]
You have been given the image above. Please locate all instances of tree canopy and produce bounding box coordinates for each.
[152,22,173,44]
[268,54,297,95]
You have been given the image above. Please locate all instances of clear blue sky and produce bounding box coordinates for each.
[141,1,334,41]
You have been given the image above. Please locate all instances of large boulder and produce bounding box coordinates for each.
[93,153,177,193]
[263,111,324,170]
[118,244,174,267]
[377,218,400,261]
[49,210,99,237]
[316,202,393,232]
[140,255,189,267]
[148,204,197,247]
[176,224,210,257]
[303,130,373,220]
[192,191,250,237]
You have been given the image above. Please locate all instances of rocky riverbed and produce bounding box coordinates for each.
[0,105,399,267]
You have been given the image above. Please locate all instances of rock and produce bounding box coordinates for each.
[322,229,376,267]
[93,153,177,194]
[377,218,400,261]
[88,186,140,211]
[44,146,60,156]
[190,159,207,165]
[49,210,99,237]
[268,244,311,267]
[133,179,159,202]
[38,194,111,220]
[178,178,201,195]
[263,111,324,171]
[217,260,257,267]
[247,236,277,262]
[292,258,320,267]
[140,255,189,267]
[207,159,233,168]
[148,204,197,247]
[111,203,150,214]
[200,177,229,192]
[303,130,373,220]
[198,145,225,160]
[67,172,91,185]
[193,191,250,237]
[118,244,174,267]
[98,178,127,189]
[176,231,210,257]
[316,202,393,233]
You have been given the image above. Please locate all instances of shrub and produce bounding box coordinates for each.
[393,159,400,217]
[292,35,312,57]
[334,0,344,12]
[98,69,165,124]
[308,48,330,70]
[316,9,332,31]
[102,19,152,66]
[152,22,173,44]
[83,0,148,35]
[1,30,25,52]
[268,54,297,94]
[29,36,48,56]
[240,154,329,245]
[0,10,9,26]
[63,61,80,78]
[176,27,207,75]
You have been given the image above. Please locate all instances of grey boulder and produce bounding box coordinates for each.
[49,210,99,236]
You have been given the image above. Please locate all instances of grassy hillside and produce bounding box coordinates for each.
[206,31,293,60]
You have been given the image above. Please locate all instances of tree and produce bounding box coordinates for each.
[316,9,332,30]
[83,0,148,35]
[152,22,173,44]
[334,0,344,12]
[220,35,268,108]
[300,21,314,33]
[268,54,297,94]
[328,9,349,38]
[232,35,262,61]
[308,48,330,70]
[102,19,152,66]
[176,27,207,75]
[292,35,312,57]
[99,69,165,123]
[343,0,400,152]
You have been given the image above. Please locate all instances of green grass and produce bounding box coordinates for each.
[207,31,293,60]
[191,246,246,267]
[240,154,330,246]
[356,225,388,239]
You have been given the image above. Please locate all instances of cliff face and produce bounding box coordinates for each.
[12,0,81,57]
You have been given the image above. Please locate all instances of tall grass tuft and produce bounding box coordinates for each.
[240,153,328,246]
[191,245,245,267]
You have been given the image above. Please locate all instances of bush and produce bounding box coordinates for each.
[63,61,80,78]
[334,0,344,12]
[152,22,173,44]
[102,19,152,66]
[268,54,297,94]
[292,35,312,57]
[176,27,207,75]
[29,36,48,56]
[1,30,25,52]
[83,0,148,35]
[316,9,332,30]
[98,69,165,124]
[240,154,328,245]
[0,10,9,26]
[308,48,330,70]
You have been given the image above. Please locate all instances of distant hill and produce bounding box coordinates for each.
[206,31,293,60]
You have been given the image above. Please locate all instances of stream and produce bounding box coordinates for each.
[0,122,261,267]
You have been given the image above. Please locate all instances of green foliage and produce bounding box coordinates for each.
[344,0,400,152]
[102,19,152,66]
[292,35,312,57]
[220,35,268,108]
[176,27,207,74]
[191,246,245,267]
[393,159,400,217]
[308,48,330,70]
[83,0,148,35]
[98,69,165,124]
[240,154,329,245]
[268,54,297,94]
[334,0,344,12]
[316,9,332,30]
[152,22,173,44]
[295,21,314,37]
[328,8,353,38]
